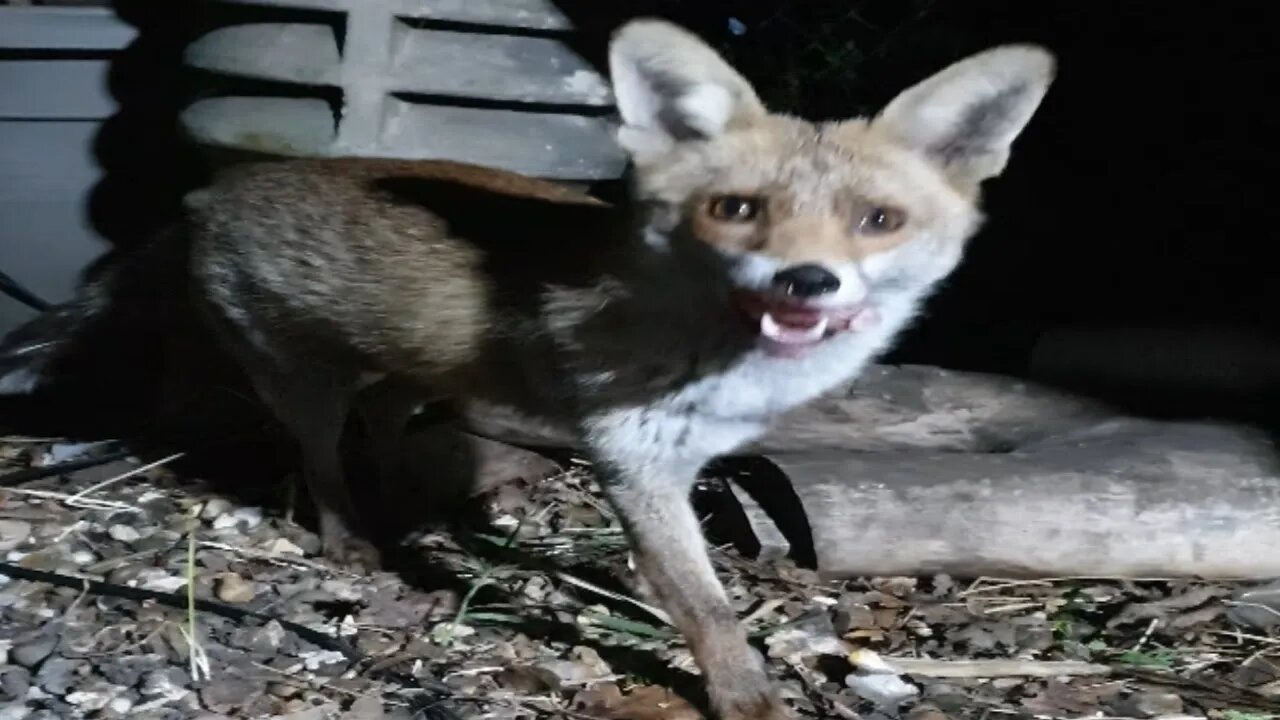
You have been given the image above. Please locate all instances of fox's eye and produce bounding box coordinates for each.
[708,195,761,222]
[859,206,906,234]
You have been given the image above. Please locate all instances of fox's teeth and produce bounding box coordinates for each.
[761,313,829,344]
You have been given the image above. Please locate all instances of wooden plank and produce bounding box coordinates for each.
[212,0,572,30]
[0,60,116,119]
[0,296,38,342]
[391,27,611,105]
[0,121,109,321]
[183,23,341,87]
[379,99,625,179]
[459,364,1111,454]
[755,419,1280,579]
[179,96,338,157]
[0,7,135,50]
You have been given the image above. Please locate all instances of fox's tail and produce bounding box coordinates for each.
[0,227,190,418]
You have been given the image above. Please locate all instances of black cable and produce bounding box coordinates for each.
[0,268,52,312]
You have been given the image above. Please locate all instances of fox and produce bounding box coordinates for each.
[0,18,1053,720]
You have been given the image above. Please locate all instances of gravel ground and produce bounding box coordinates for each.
[0,438,1277,720]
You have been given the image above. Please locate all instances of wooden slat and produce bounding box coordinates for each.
[184,23,342,87]
[0,60,115,119]
[0,121,109,320]
[379,99,625,179]
[0,7,135,50]
[391,27,611,105]
[179,96,338,156]
[0,295,38,341]
[213,0,572,30]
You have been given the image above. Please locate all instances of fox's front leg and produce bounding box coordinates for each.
[593,454,789,720]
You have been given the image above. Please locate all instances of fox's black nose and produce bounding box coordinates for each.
[771,264,841,298]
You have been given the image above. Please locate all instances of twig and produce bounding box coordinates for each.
[3,487,138,513]
[1206,629,1280,646]
[1225,599,1280,623]
[183,504,211,682]
[1132,618,1161,650]
[63,452,184,507]
[199,540,354,576]
[554,570,673,626]
[0,449,134,487]
[877,658,1111,678]
[960,575,1178,597]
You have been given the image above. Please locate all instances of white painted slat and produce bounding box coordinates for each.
[380,99,624,179]
[184,23,342,86]
[391,28,611,105]
[0,121,109,319]
[0,7,135,50]
[212,0,573,30]
[0,60,116,119]
[0,295,38,340]
[179,96,338,156]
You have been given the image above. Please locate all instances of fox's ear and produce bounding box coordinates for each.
[608,18,766,161]
[873,45,1055,191]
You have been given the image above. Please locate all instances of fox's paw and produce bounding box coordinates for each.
[324,535,381,573]
[318,511,382,572]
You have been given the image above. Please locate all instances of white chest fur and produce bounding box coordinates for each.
[585,293,919,473]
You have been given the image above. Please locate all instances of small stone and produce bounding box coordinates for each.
[531,660,602,690]
[319,579,363,602]
[140,668,190,701]
[10,634,56,668]
[199,676,260,714]
[35,656,83,695]
[764,613,846,661]
[0,667,30,701]
[213,573,255,604]
[834,595,877,634]
[200,498,233,520]
[846,671,920,710]
[108,525,142,543]
[264,538,305,556]
[66,683,123,711]
[0,705,32,720]
[1122,691,1184,718]
[97,655,160,687]
[1227,581,1280,631]
[70,550,96,566]
[267,682,302,699]
[906,702,952,720]
[299,649,348,672]
[229,620,287,655]
[344,695,384,720]
[216,507,263,530]
[0,520,30,553]
[134,569,187,593]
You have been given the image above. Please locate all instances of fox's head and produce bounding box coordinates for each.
[608,20,1054,357]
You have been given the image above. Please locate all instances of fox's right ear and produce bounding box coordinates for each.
[608,19,765,161]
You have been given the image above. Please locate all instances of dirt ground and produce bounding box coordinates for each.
[0,438,1277,720]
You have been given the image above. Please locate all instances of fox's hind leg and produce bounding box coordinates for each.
[246,361,381,572]
[352,374,427,487]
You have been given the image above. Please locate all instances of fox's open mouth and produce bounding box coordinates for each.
[732,291,875,358]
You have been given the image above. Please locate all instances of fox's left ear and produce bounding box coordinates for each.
[873,45,1056,191]
[608,18,766,162]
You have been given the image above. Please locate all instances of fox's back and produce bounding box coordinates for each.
[186,158,609,378]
